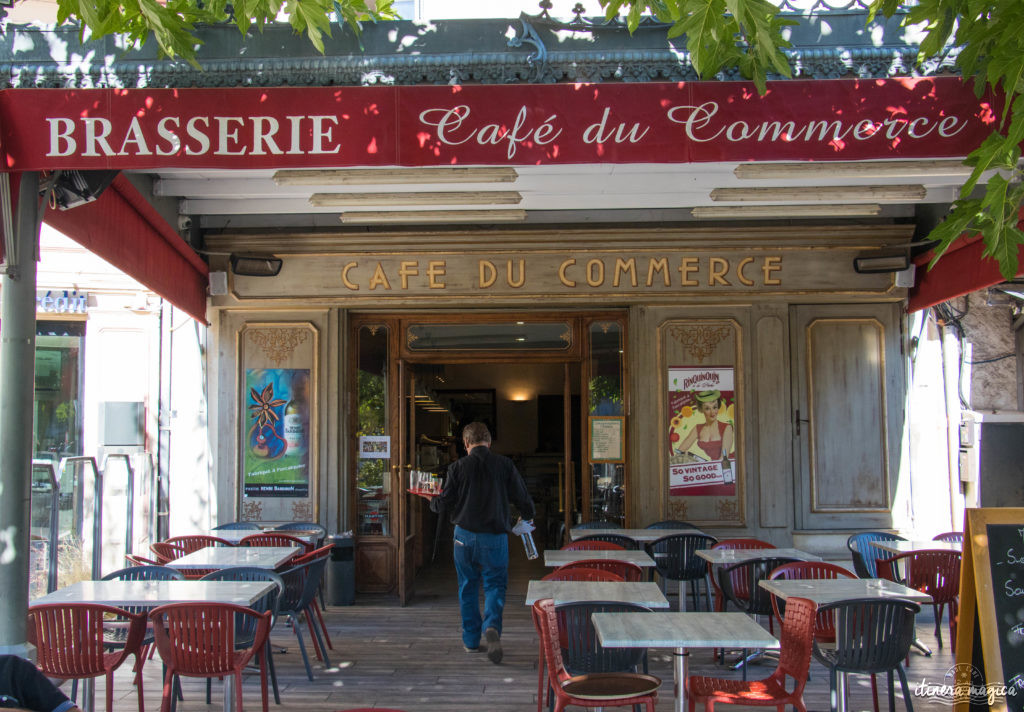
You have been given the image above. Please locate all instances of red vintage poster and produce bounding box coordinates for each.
[668,366,736,496]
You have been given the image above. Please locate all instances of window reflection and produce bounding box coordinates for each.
[588,321,624,524]
[356,326,391,536]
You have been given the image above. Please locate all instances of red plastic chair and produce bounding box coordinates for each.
[150,541,190,564]
[165,534,235,552]
[150,601,272,712]
[542,566,625,582]
[561,540,626,551]
[126,553,162,567]
[554,558,642,581]
[28,602,147,712]
[687,596,816,712]
[240,532,315,555]
[878,549,961,649]
[767,561,856,641]
[708,539,776,612]
[532,598,660,712]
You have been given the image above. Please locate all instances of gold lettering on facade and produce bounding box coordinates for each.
[678,257,699,286]
[341,262,359,290]
[427,260,446,289]
[613,258,637,287]
[479,260,497,288]
[586,259,605,287]
[736,257,755,286]
[398,261,419,289]
[763,256,782,285]
[708,257,730,286]
[558,259,577,287]
[647,258,670,287]
[368,263,391,290]
[507,259,526,288]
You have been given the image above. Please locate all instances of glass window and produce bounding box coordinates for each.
[34,321,84,461]
[407,322,572,351]
[356,325,391,536]
[587,321,624,524]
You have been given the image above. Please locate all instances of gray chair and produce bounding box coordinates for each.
[212,521,261,531]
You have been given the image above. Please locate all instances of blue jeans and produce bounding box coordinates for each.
[452,526,509,649]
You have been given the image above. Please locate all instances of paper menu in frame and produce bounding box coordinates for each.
[667,366,737,496]
[590,416,625,463]
[359,435,391,459]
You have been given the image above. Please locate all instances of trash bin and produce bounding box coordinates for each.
[326,533,355,605]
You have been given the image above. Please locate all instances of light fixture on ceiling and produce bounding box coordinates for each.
[230,253,283,277]
[852,252,912,274]
[274,167,519,185]
[734,159,974,180]
[710,185,927,203]
[691,204,883,219]
[340,210,527,224]
[310,191,522,207]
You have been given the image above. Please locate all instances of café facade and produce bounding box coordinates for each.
[0,6,1008,601]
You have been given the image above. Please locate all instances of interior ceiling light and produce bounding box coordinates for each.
[710,185,926,203]
[310,191,522,207]
[274,167,519,185]
[691,204,883,219]
[340,210,527,224]
[734,159,973,179]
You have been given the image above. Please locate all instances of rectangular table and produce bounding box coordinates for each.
[543,549,655,568]
[695,547,822,564]
[166,546,301,571]
[593,611,779,712]
[32,579,276,712]
[569,528,705,542]
[758,577,934,604]
[525,580,669,608]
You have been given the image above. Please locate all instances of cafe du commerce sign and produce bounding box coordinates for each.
[0,77,996,170]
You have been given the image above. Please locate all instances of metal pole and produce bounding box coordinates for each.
[0,172,41,655]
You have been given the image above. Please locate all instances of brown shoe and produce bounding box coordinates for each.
[484,627,502,664]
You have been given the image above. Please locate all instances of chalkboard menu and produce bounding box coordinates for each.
[955,509,1024,712]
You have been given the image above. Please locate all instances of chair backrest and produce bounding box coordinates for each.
[28,603,145,677]
[212,521,261,531]
[560,558,644,582]
[814,597,920,673]
[573,534,637,550]
[561,540,625,551]
[846,531,906,578]
[768,561,855,638]
[165,534,235,553]
[125,553,162,567]
[199,566,286,627]
[533,598,570,687]
[103,565,185,582]
[645,520,700,530]
[555,600,651,675]
[645,533,718,582]
[933,531,964,544]
[712,538,776,551]
[150,602,271,675]
[773,596,816,695]
[573,521,622,530]
[542,566,625,582]
[239,531,315,554]
[150,541,190,563]
[292,543,333,566]
[276,521,328,546]
[278,556,328,614]
[719,557,800,616]
[879,549,961,604]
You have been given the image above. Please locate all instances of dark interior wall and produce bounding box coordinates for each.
[978,422,1024,507]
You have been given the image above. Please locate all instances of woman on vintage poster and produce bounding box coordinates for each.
[668,367,736,496]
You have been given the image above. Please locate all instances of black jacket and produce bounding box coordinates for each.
[431,445,535,534]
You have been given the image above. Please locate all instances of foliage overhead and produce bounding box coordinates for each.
[600,0,1024,279]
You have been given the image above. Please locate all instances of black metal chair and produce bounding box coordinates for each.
[846,532,906,579]
[813,598,920,712]
[644,532,718,611]
[644,520,699,530]
[575,533,639,550]
[199,566,286,705]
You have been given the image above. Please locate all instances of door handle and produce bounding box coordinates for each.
[795,409,809,436]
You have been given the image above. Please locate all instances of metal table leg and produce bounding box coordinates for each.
[673,648,689,712]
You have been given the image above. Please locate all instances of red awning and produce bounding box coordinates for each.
[908,218,1024,313]
[42,173,209,323]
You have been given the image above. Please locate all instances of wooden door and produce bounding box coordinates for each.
[396,359,416,605]
[792,304,905,530]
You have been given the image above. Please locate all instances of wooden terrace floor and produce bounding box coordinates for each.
[106,547,960,712]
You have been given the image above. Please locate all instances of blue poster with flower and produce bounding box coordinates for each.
[667,366,736,496]
[244,368,310,497]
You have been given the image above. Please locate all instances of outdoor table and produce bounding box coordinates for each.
[694,547,822,565]
[209,528,319,545]
[32,579,276,712]
[757,577,934,605]
[592,611,779,712]
[543,549,655,568]
[873,540,961,554]
[166,545,301,572]
[525,580,670,608]
[569,527,706,542]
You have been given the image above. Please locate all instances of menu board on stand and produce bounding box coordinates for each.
[954,507,1024,712]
